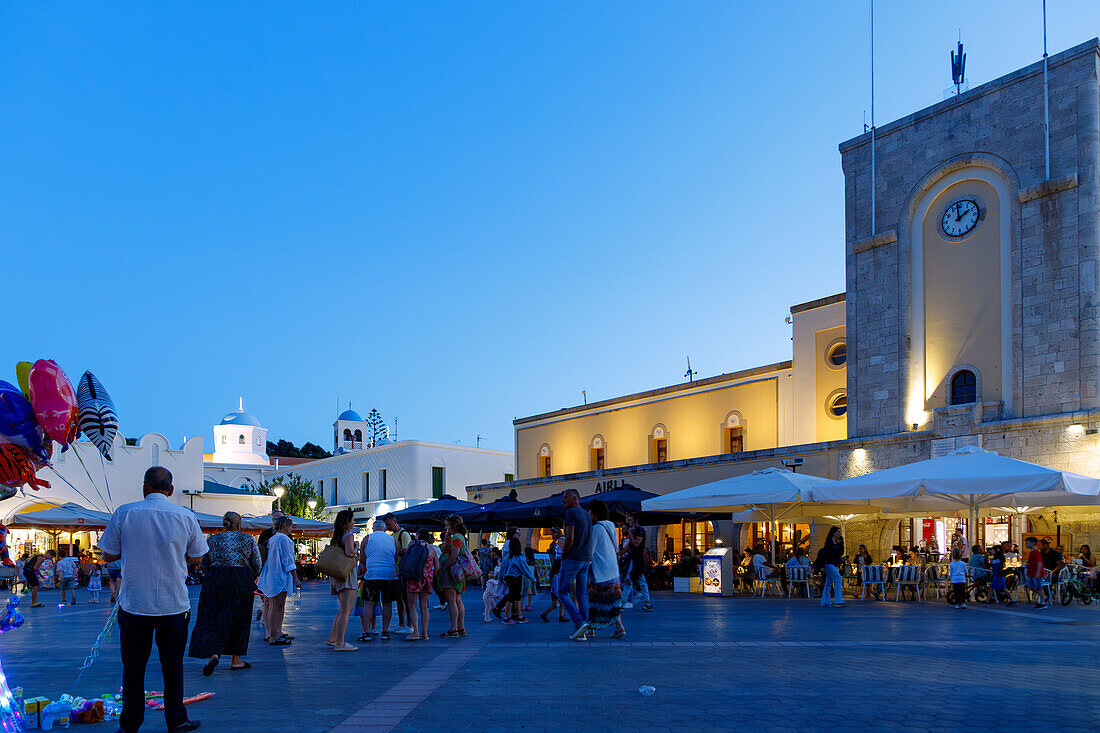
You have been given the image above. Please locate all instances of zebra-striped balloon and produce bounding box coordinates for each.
[77,371,118,460]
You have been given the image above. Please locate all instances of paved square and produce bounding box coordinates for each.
[7,583,1100,732]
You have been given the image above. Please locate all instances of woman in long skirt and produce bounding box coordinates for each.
[583,500,626,639]
[188,512,262,674]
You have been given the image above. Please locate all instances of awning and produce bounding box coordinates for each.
[6,502,114,531]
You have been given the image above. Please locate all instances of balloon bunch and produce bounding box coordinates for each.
[0,360,118,504]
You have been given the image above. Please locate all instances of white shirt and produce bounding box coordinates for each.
[589,520,620,584]
[954,534,970,558]
[56,557,78,579]
[257,532,297,598]
[362,531,398,580]
[752,553,771,578]
[99,492,208,616]
[949,560,968,584]
[785,556,810,570]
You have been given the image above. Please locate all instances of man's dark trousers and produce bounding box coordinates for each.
[118,608,190,732]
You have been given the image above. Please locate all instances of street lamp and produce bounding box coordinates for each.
[307,499,317,518]
[273,484,285,512]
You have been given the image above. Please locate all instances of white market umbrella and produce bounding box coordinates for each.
[641,467,872,561]
[814,446,1100,546]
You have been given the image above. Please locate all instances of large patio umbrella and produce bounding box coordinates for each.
[7,502,114,530]
[456,492,521,531]
[813,446,1100,544]
[243,513,332,536]
[579,486,717,525]
[388,496,481,528]
[491,493,567,528]
[640,468,873,561]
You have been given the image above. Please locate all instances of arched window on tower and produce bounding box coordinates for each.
[950,370,977,405]
[343,429,352,440]
[239,434,245,445]
[353,429,362,442]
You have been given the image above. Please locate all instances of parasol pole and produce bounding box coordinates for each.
[769,504,777,563]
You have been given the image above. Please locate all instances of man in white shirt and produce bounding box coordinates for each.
[752,544,775,581]
[358,520,399,640]
[100,467,208,733]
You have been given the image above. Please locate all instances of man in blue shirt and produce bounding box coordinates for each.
[558,489,592,640]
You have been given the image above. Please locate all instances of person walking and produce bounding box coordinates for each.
[558,489,592,641]
[257,516,300,646]
[403,529,437,641]
[359,520,400,641]
[585,500,626,639]
[539,527,566,622]
[99,467,207,733]
[188,511,263,674]
[437,515,471,637]
[625,514,653,612]
[325,510,359,651]
[255,509,287,633]
[55,549,78,605]
[819,526,846,608]
[493,538,535,623]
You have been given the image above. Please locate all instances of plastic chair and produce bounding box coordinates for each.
[787,566,813,598]
[860,564,886,600]
[924,565,950,599]
[755,570,782,597]
[894,565,923,602]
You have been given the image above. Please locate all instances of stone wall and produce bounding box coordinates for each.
[840,39,1100,437]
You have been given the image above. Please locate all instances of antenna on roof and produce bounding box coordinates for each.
[476,434,483,448]
[1042,0,1050,180]
[950,37,966,95]
[684,356,697,383]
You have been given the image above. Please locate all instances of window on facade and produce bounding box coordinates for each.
[432,466,445,498]
[353,429,362,442]
[239,434,245,444]
[380,469,387,500]
[827,392,847,417]
[950,370,977,405]
[827,341,847,367]
[332,477,338,505]
[318,479,324,503]
[504,472,515,482]
[591,447,605,471]
[343,429,352,440]
[255,436,261,446]
[221,435,226,444]
[650,438,668,463]
[362,472,370,501]
[151,443,160,467]
[541,455,552,478]
[725,427,744,454]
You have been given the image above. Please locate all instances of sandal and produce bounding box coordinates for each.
[379,633,391,641]
[404,635,420,642]
[457,629,467,636]
[355,633,372,642]
[611,630,626,639]
[439,630,459,637]
[269,638,291,647]
[202,656,220,677]
[229,662,252,671]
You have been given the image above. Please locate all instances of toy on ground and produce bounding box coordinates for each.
[38,699,69,730]
[0,598,23,634]
[154,692,213,711]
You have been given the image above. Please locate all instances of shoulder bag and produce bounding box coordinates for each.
[317,539,358,582]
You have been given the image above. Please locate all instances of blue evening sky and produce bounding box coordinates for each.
[2,2,1096,453]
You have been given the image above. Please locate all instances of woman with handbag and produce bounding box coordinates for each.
[438,515,473,637]
[324,510,359,651]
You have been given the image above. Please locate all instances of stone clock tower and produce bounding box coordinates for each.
[839,39,1100,440]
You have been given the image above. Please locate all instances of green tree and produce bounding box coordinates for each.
[266,438,332,459]
[365,409,388,447]
[257,473,327,519]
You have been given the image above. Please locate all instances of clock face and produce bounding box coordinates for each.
[941,199,981,238]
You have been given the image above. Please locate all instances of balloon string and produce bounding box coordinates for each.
[48,471,106,512]
[74,600,120,687]
[71,447,111,512]
[98,451,113,507]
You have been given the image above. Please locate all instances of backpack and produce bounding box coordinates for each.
[398,540,430,581]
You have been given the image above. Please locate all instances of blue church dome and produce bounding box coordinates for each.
[220,410,263,428]
[338,409,363,422]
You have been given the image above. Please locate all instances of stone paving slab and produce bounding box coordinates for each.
[5,583,1100,732]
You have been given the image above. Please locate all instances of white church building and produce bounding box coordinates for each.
[201,399,279,491]
[268,408,515,523]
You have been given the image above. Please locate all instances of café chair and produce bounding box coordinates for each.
[754,571,782,598]
[894,565,923,602]
[924,565,950,599]
[787,566,813,598]
[859,565,886,600]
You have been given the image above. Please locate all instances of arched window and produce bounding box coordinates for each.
[353,429,362,442]
[950,370,977,405]
[221,435,227,445]
[238,434,245,445]
[343,428,352,440]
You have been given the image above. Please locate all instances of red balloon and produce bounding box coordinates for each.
[0,444,49,490]
[27,359,78,447]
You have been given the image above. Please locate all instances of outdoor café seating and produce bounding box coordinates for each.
[859,564,886,600]
[924,565,950,599]
[894,565,923,602]
[786,566,813,598]
[755,570,782,597]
